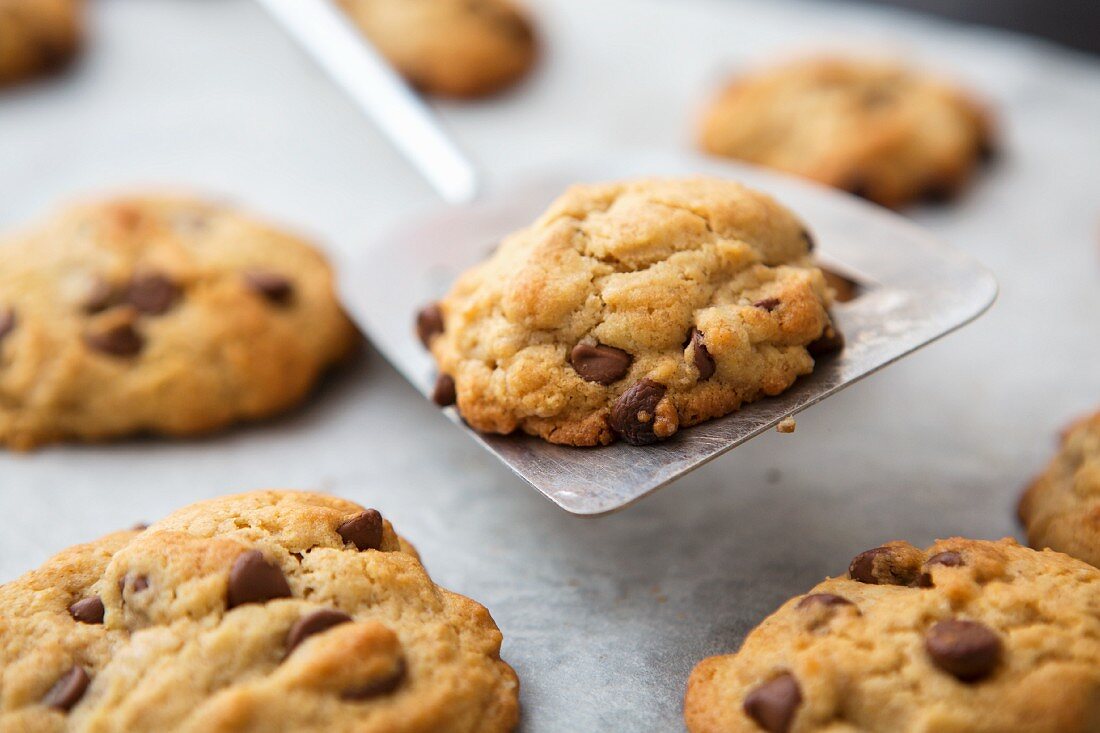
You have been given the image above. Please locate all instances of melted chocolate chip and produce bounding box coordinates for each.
[285,609,352,656]
[796,593,855,611]
[801,229,815,252]
[43,666,90,712]
[432,374,456,406]
[845,178,872,200]
[227,550,292,609]
[848,546,920,586]
[807,323,845,356]
[337,510,384,551]
[416,303,445,348]
[753,298,780,312]
[118,573,149,597]
[0,308,15,342]
[570,343,632,385]
[243,271,293,305]
[925,619,1002,682]
[609,379,670,445]
[342,659,406,700]
[68,596,105,624]
[921,182,958,205]
[84,322,143,357]
[917,551,965,588]
[743,672,801,733]
[689,329,715,381]
[978,137,998,164]
[125,273,180,315]
[83,278,115,313]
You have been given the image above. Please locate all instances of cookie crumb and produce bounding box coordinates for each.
[777,417,797,434]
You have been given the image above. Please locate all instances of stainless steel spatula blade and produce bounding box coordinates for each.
[340,153,997,515]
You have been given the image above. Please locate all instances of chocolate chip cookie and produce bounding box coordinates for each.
[336,0,536,98]
[699,58,995,209]
[418,177,838,446]
[1019,409,1100,568]
[0,0,82,86]
[0,490,519,732]
[684,538,1100,733]
[0,195,356,449]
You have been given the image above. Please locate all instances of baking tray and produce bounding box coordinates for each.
[0,0,1097,729]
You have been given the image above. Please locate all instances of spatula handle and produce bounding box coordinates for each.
[254,0,480,205]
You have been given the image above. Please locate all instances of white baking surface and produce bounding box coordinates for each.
[0,0,1098,729]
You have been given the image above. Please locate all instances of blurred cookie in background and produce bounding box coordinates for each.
[0,195,357,449]
[336,0,537,98]
[1019,409,1100,568]
[0,0,83,86]
[699,57,996,209]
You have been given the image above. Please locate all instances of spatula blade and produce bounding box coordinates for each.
[339,154,996,514]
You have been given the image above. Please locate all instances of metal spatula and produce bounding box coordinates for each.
[256,0,997,515]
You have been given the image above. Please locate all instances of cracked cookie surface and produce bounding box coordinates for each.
[0,490,519,733]
[699,58,994,208]
[684,538,1100,733]
[1020,409,1100,568]
[0,0,82,86]
[0,195,356,449]
[421,177,836,447]
[336,0,536,98]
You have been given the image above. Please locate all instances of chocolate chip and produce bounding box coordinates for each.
[609,379,669,446]
[926,551,964,568]
[845,178,872,200]
[796,593,858,629]
[848,546,920,586]
[753,298,780,312]
[125,273,180,315]
[743,672,801,733]
[285,609,352,656]
[921,182,958,205]
[337,510,383,551]
[925,619,1002,682]
[917,551,965,588]
[244,271,293,305]
[570,343,632,385]
[801,229,815,252]
[43,666,90,711]
[807,323,845,356]
[416,303,444,349]
[688,329,715,381]
[84,322,143,357]
[432,374,456,406]
[83,278,115,313]
[68,596,104,624]
[342,659,406,700]
[977,137,998,163]
[796,593,855,610]
[227,550,292,609]
[0,308,15,342]
[119,574,149,600]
